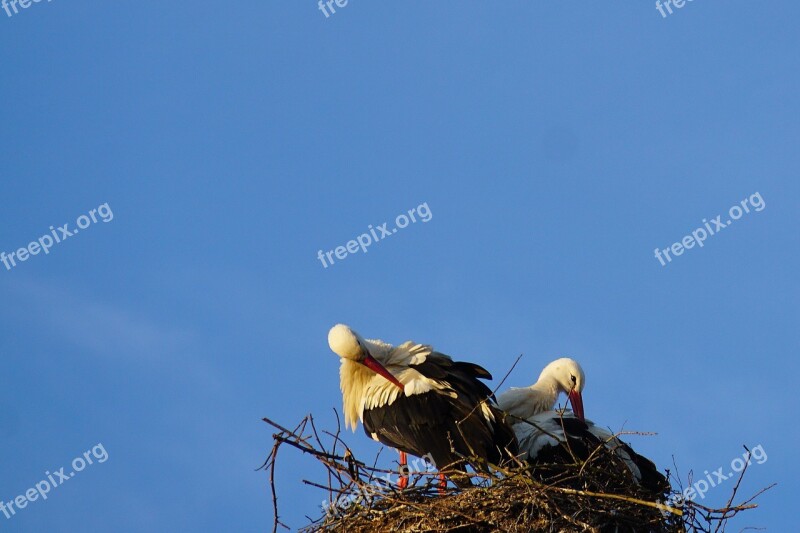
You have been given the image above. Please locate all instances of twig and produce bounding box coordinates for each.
[548,486,683,516]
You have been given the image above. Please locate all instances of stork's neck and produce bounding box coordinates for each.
[498,376,561,422]
[529,375,560,410]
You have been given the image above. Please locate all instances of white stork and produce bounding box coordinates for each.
[513,411,669,496]
[327,324,517,488]
[497,357,585,422]
[500,359,668,496]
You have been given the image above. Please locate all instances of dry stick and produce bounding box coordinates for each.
[288,417,314,449]
[739,483,776,507]
[457,353,524,428]
[267,439,290,533]
[669,454,684,494]
[263,422,438,530]
[264,417,359,494]
[577,429,657,479]
[307,414,333,504]
[263,416,318,458]
[330,408,343,457]
[555,505,600,533]
[664,447,767,531]
[293,416,309,436]
[555,411,583,466]
[266,413,766,531]
[262,416,297,435]
[303,469,377,523]
[314,484,428,532]
[308,413,325,456]
[509,467,668,520]
[316,430,398,477]
[511,412,687,518]
[376,490,488,528]
[435,355,526,488]
[294,430,404,496]
[273,433,341,461]
[304,478,345,493]
[263,416,323,532]
[577,431,623,479]
[547,486,684,516]
[691,500,759,515]
[327,410,351,488]
[264,417,364,475]
[491,353,524,397]
[450,354,527,486]
[306,476,374,514]
[686,478,773,530]
[319,434,349,487]
[716,446,753,530]
[367,447,384,486]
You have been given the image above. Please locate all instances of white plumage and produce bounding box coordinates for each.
[501,359,668,495]
[514,411,644,481]
[327,324,518,486]
[329,326,459,431]
[497,358,585,422]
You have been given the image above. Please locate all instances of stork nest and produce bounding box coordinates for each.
[261,414,769,533]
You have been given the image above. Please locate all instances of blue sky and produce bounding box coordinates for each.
[1,1,797,531]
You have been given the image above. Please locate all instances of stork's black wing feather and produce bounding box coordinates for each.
[363,352,516,483]
[524,414,669,498]
[410,352,496,400]
[362,391,515,475]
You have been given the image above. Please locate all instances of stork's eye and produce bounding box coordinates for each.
[570,375,577,384]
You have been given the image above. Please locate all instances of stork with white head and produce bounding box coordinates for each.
[497,357,585,423]
[328,323,405,403]
[500,358,669,497]
[327,324,518,488]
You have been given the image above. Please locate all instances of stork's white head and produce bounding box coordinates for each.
[327,324,404,390]
[328,324,367,362]
[539,358,585,420]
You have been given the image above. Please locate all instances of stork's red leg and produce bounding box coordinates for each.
[437,473,446,494]
[397,451,408,489]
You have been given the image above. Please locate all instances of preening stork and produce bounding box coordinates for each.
[327,324,517,487]
[499,358,668,496]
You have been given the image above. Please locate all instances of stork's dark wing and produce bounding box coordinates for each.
[362,351,517,477]
[409,351,496,401]
[609,438,671,496]
[521,414,669,498]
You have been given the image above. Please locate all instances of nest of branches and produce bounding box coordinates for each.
[261,414,768,533]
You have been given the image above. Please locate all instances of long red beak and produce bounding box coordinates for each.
[568,390,584,421]
[362,354,404,391]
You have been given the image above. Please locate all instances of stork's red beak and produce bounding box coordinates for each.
[568,389,584,421]
[362,355,404,391]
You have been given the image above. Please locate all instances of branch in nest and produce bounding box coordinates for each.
[261,414,770,533]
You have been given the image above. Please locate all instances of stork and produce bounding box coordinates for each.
[499,359,668,496]
[513,411,670,496]
[497,357,585,422]
[327,324,517,488]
